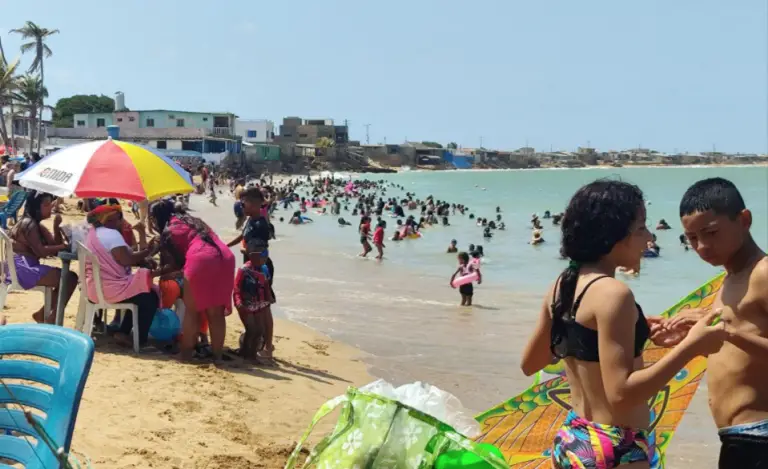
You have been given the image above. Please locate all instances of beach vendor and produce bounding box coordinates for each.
[519,180,725,469]
[84,203,159,349]
[151,200,235,361]
[9,191,78,323]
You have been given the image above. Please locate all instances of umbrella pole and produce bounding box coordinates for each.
[54,251,78,326]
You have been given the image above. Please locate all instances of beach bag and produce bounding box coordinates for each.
[148,308,181,342]
[284,386,507,469]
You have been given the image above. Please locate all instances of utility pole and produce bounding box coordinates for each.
[479,136,484,149]
[364,124,371,145]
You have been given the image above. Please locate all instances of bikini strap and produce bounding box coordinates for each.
[571,275,611,314]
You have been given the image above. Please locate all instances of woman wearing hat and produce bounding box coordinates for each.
[84,203,159,348]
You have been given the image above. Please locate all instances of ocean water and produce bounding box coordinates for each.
[197,166,768,465]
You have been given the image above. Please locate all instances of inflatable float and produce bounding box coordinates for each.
[473,272,726,468]
[451,271,479,288]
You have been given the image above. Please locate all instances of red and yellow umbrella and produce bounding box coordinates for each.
[15,138,194,201]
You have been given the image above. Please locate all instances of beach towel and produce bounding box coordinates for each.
[84,227,152,304]
[285,386,507,469]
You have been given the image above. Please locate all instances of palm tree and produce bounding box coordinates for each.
[13,74,48,153]
[0,35,21,152]
[11,21,59,154]
[0,54,20,150]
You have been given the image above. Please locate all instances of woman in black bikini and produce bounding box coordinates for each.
[520,180,725,469]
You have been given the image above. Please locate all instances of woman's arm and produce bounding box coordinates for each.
[27,223,67,257]
[597,282,703,412]
[521,286,555,376]
[110,246,152,267]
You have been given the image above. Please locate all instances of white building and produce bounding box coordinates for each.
[235,119,275,143]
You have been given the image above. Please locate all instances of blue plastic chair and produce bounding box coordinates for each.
[0,191,28,229]
[0,324,95,468]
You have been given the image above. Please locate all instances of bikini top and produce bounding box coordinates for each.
[551,275,650,361]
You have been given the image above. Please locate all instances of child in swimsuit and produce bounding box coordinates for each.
[450,252,481,307]
[372,220,385,260]
[664,178,768,468]
[359,216,372,257]
[447,239,458,253]
[520,179,725,469]
[234,238,274,361]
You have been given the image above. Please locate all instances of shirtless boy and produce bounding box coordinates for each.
[669,177,768,468]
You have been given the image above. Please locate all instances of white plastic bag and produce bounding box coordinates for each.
[63,222,89,253]
[359,379,480,438]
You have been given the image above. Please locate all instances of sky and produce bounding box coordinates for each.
[1,0,766,153]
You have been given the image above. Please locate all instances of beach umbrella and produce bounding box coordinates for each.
[14,138,194,201]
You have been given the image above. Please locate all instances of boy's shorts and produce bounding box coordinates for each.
[718,419,768,468]
[459,284,473,297]
[234,201,244,218]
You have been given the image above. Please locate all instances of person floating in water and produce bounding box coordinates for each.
[450,251,481,307]
[679,233,690,251]
[520,179,724,469]
[338,217,352,226]
[447,239,458,253]
[483,227,493,239]
[530,229,545,245]
[656,218,671,230]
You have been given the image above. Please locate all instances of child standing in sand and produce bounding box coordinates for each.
[450,252,481,306]
[373,220,385,260]
[234,238,274,361]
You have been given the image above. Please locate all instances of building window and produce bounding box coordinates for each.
[247,130,257,138]
[299,133,308,138]
[128,116,135,122]
[146,118,155,127]
[156,140,167,149]
[203,117,208,122]
[176,119,185,127]
[96,118,106,127]
[76,120,85,127]
[117,117,123,122]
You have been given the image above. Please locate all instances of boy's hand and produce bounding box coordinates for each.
[682,310,727,357]
[53,214,63,228]
[665,308,711,331]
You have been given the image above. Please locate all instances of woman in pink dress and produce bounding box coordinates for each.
[151,200,235,361]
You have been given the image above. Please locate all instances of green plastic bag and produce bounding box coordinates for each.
[285,386,507,469]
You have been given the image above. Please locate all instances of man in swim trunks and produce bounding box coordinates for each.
[668,178,768,468]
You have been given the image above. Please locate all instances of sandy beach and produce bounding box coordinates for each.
[1,198,372,469]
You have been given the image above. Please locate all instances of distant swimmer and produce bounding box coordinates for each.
[530,229,545,245]
[447,239,458,253]
[338,217,352,226]
[656,218,671,230]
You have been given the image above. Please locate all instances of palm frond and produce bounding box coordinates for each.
[19,42,35,54]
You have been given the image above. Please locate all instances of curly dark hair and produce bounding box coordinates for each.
[551,179,645,358]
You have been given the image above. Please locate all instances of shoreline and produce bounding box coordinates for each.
[309,162,768,177]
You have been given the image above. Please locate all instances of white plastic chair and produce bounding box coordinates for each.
[0,228,53,316]
[74,241,140,353]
